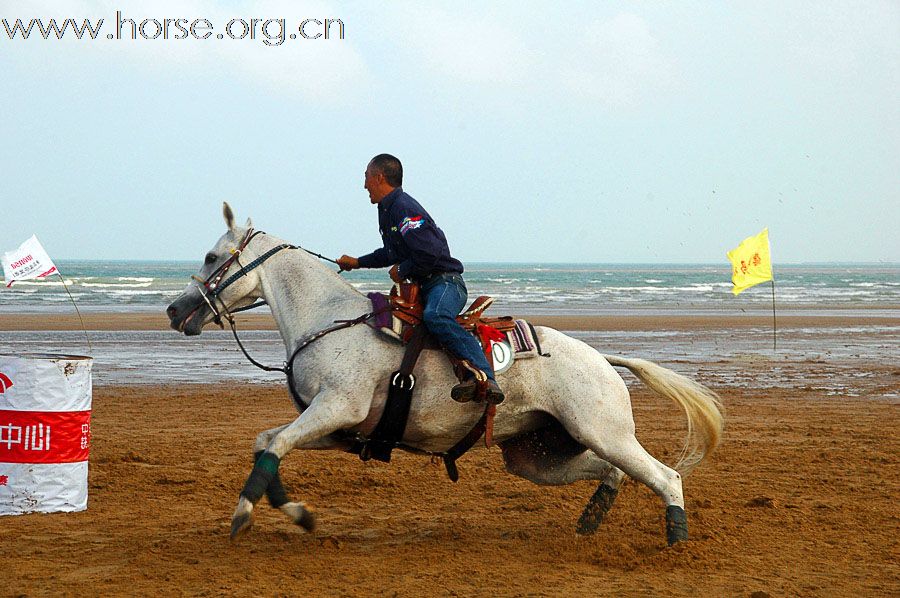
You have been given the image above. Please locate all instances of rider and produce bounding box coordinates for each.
[337,154,505,405]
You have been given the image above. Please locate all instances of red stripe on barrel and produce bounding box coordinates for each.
[0,410,91,464]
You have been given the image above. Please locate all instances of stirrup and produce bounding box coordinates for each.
[451,363,488,403]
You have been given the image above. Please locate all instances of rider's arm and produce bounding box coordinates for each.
[394,213,444,280]
[357,244,395,269]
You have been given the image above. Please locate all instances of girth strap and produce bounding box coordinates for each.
[357,326,428,462]
[351,325,493,482]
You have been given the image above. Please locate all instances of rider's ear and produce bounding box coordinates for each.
[223,202,236,231]
[245,217,253,228]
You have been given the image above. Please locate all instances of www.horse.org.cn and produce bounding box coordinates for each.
[2,11,345,46]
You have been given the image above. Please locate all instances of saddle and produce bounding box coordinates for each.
[387,282,518,341]
[358,282,518,479]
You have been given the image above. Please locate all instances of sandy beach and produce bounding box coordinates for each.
[2,311,898,596]
[1,384,897,597]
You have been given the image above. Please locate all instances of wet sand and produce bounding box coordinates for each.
[1,311,896,331]
[2,383,897,597]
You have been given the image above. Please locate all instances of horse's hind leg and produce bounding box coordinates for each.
[503,441,626,534]
[556,406,689,545]
[576,468,626,535]
[586,433,686,544]
[500,422,625,534]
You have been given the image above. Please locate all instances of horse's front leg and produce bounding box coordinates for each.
[232,390,369,540]
[250,424,353,532]
[250,424,297,523]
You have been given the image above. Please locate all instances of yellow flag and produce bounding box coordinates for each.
[727,228,773,295]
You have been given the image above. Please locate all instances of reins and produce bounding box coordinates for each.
[191,229,384,383]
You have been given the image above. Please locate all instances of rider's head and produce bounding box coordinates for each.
[364,154,402,204]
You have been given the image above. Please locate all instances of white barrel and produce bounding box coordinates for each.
[0,353,92,515]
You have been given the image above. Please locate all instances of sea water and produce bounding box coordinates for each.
[2,261,898,313]
[2,262,897,393]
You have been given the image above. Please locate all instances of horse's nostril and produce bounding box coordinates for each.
[166,306,177,318]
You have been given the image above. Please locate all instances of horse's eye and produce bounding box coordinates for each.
[204,253,217,265]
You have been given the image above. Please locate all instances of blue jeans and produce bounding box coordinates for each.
[421,273,495,381]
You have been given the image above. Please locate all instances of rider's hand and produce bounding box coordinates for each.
[337,255,359,271]
[389,264,402,283]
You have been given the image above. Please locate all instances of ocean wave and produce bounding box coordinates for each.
[10,279,75,286]
[847,282,893,288]
[81,282,153,288]
[669,285,728,292]
[501,294,550,303]
[100,290,173,296]
[669,286,711,292]
[42,294,89,301]
[10,263,892,310]
[598,286,670,292]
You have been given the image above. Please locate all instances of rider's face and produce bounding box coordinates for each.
[364,164,388,204]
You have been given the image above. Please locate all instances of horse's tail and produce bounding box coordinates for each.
[602,354,724,475]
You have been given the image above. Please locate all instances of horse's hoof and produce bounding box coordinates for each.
[665,505,689,545]
[230,497,255,541]
[576,483,619,535]
[281,502,316,532]
[296,506,316,532]
[230,511,254,541]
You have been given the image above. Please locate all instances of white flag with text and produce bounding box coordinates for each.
[3,235,58,287]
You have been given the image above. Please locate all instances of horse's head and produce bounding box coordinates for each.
[166,203,263,336]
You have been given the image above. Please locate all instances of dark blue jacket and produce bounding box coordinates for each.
[357,187,463,281]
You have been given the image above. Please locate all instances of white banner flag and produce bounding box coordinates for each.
[3,235,58,287]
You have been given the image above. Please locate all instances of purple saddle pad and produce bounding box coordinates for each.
[367,292,393,329]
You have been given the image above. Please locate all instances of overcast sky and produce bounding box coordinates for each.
[2,0,898,264]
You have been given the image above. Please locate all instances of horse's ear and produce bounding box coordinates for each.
[245,217,253,228]
[223,202,236,231]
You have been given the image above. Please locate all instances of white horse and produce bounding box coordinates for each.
[166,204,724,546]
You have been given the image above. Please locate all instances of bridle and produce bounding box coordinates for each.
[186,229,385,395]
[191,228,290,329]
[191,228,345,326]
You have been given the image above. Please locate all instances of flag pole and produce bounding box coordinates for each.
[770,279,777,352]
[56,272,92,353]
